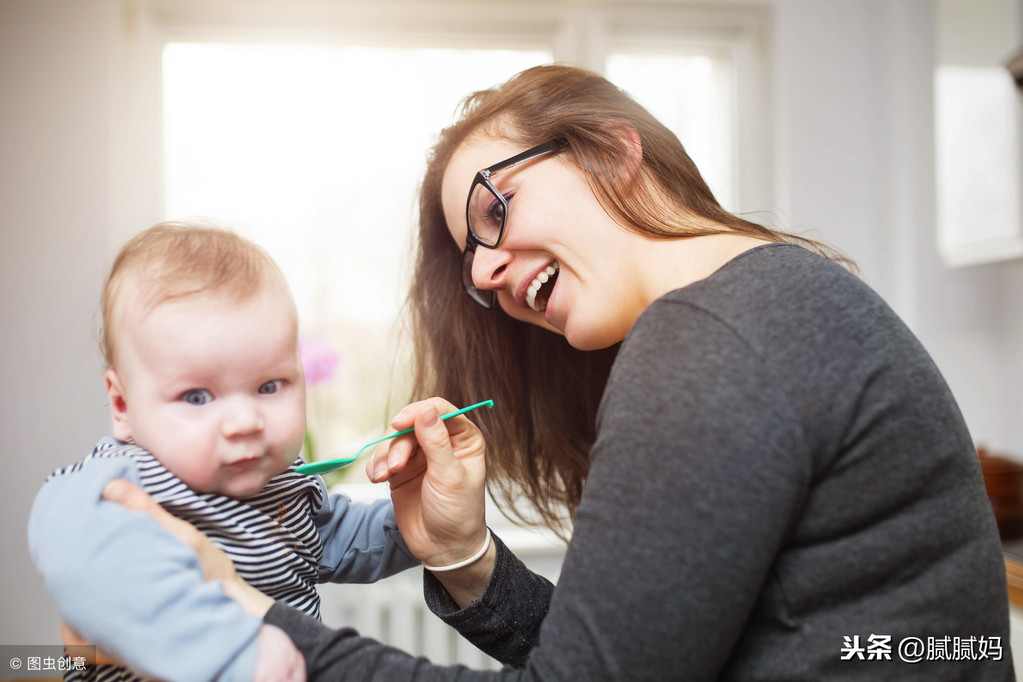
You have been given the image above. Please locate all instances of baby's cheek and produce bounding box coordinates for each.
[166,457,221,494]
[284,409,308,458]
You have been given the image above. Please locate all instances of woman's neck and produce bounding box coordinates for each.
[635,232,773,307]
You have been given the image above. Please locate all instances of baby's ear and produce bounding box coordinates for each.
[104,369,132,442]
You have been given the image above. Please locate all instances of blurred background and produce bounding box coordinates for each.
[3,0,1023,667]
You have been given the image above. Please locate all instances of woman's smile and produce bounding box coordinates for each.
[522,261,558,313]
[443,132,652,350]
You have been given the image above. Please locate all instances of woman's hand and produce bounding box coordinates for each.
[64,590,303,682]
[60,622,119,666]
[368,397,494,606]
[101,479,274,617]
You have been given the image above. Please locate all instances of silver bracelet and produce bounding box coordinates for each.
[422,529,492,573]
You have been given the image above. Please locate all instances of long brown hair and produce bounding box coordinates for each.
[409,64,848,537]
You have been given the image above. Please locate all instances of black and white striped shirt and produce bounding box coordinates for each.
[51,438,326,682]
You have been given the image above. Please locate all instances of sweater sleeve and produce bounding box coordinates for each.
[422,532,553,668]
[313,476,420,583]
[264,603,471,680]
[27,456,263,682]
[265,532,553,678]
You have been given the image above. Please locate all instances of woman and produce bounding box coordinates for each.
[84,64,1013,679]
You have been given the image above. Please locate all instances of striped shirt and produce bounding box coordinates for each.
[51,438,326,682]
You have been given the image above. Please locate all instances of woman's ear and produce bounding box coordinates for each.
[608,122,643,183]
[105,369,132,442]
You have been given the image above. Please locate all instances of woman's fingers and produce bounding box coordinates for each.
[60,622,85,648]
[371,397,490,575]
[411,403,461,476]
[101,478,156,511]
[253,624,306,682]
[102,479,206,550]
[389,397,459,433]
[369,398,463,482]
[102,479,238,583]
[367,399,487,478]
[60,623,120,666]
[368,434,417,482]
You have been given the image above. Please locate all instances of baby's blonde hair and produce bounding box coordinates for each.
[101,220,291,369]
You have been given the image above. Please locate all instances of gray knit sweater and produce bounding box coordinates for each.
[267,243,1013,680]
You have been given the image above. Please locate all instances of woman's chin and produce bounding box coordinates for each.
[562,316,628,351]
[564,328,611,352]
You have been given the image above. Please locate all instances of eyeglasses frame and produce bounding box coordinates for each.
[461,138,567,309]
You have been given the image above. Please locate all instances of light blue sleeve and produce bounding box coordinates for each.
[312,476,420,584]
[27,456,262,682]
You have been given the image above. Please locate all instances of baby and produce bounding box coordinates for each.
[29,222,418,681]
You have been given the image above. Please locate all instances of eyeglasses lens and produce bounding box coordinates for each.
[466,179,507,247]
[461,247,494,309]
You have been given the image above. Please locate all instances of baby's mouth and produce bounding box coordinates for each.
[525,262,559,313]
[229,453,263,468]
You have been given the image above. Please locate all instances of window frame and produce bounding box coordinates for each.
[110,0,771,245]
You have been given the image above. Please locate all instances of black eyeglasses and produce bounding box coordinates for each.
[461,139,567,308]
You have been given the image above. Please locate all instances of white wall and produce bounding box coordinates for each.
[926,0,1023,456]
[0,0,119,644]
[2,0,1021,647]
[769,0,1023,456]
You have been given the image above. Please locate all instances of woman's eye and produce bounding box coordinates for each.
[485,194,510,226]
[182,389,212,406]
[259,380,283,395]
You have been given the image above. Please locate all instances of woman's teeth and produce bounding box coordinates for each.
[526,263,559,313]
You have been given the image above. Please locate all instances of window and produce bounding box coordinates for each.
[162,44,549,472]
[123,0,767,481]
[607,51,736,209]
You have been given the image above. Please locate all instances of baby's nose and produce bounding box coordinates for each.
[222,398,265,437]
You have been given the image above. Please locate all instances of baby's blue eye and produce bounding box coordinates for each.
[182,389,212,406]
[259,380,282,395]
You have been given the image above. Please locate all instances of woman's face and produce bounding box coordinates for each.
[442,134,648,350]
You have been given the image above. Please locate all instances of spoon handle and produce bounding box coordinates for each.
[295,399,494,476]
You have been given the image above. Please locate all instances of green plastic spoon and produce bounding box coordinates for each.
[294,399,494,476]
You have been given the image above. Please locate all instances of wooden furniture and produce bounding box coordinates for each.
[1005,550,1023,609]
[979,448,1023,541]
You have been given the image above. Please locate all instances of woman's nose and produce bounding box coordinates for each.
[470,246,513,292]
[222,398,265,437]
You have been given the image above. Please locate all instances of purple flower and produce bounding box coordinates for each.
[299,337,341,386]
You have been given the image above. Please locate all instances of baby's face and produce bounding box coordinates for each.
[108,287,306,498]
